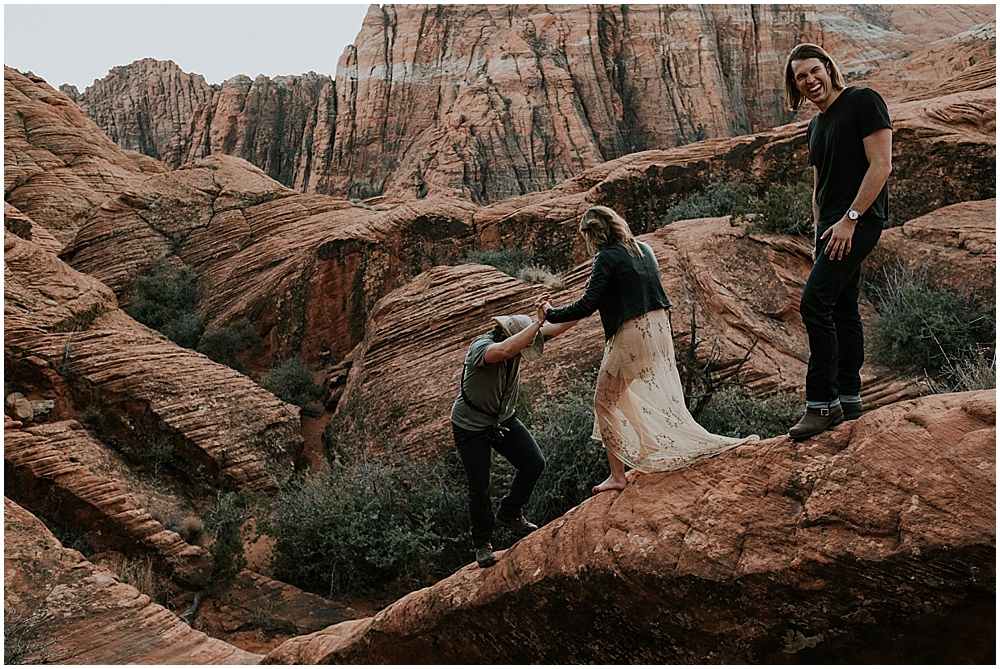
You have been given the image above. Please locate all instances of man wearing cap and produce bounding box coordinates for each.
[451,294,577,568]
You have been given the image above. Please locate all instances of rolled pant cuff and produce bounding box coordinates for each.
[806,399,842,410]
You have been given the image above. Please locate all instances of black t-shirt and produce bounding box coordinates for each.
[807,86,892,228]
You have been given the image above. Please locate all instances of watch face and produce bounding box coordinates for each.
[848,210,859,220]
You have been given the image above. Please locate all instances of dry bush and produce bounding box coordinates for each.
[4,605,59,665]
[517,264,567,290]
[93,553,167,604]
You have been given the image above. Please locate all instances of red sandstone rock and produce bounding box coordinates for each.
[3,67,166,249]
[64,157,481,367]
[61,83,995,379]
[68,6,993,204]
[268,390,996,664]
[76,59,217,168]
[193,569,360,650]
[3,497,261,664]
[867,198,996,296]
[4,202,61,254]
[4,416,212,583]
[4,411,361,652]
[75,59,337,191]
[5,229,302,494]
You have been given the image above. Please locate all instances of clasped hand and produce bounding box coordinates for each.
[534,293,552,322]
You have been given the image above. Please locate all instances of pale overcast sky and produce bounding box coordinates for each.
[4,3,373,91]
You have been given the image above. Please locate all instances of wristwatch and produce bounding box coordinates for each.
[846,209,860,221]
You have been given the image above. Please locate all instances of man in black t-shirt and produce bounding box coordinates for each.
[782,43,893,440]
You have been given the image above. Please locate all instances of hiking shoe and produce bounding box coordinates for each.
[788,404,844,441]
[475,543,497,568]
[842,400,863,421]
[496,513,538,537]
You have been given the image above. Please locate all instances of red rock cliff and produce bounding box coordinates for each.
[68,5,994,203]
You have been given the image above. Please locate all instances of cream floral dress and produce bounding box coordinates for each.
[592,309,757,472]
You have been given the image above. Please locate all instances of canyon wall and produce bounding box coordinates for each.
[66,4,994,202]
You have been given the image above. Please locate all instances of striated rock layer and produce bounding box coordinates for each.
[62,154,481,368]
[3,67,166,249]
[4,497,262,665]
[69,5,994,204]
[269,390,996,664]
[71,58,336,190]
[866,198,996,296]
[5,229,302,495]
[4,415,212,585]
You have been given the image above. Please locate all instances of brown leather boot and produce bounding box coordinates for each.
[788,404,844,440]
[842,399,863,420]
[475,543,497,568]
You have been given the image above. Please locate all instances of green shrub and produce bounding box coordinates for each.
[269,455,469,598]
[196,318,262,374]
[697,387,803,439]
[660,179,755,227]
[461,248,533,278]
[732,170,813,235]
[160,311,207,350]
[203,490,270,586]
[125,260,204,347]
[260,356,323,407]
[867,266,996,389]
[522,373,606,526]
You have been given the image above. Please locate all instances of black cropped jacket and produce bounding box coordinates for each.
[546,242,671,340]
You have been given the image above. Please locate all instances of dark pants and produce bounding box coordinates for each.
[800,220,883,402]
[452,414,545,548]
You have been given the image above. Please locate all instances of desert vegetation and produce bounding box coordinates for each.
[259,356,325,414]
[460,248,566,289]
[125,260,204,348]
[4,605,58,665]
[256,359,803,602]
[659,171,813,235]
[126,263,323,410]
[866,265,996,391]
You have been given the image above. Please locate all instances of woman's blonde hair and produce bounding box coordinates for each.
[579,206,641,258]
[783,43,845,111]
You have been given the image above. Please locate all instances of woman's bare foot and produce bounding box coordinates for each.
[591,475,627,495]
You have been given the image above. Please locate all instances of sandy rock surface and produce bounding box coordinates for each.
[268,390,996,664]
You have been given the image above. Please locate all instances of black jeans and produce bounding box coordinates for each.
[452,414,545,548]
[800,220,883,402]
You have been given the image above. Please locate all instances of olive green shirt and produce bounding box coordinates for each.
[450,332,521,431]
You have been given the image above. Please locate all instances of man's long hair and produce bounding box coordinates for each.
[783,43,846,111]
[579,206,641,258]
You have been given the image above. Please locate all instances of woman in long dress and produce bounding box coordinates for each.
[544,206,758,494]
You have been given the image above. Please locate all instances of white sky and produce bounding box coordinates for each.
[4,2,374,91]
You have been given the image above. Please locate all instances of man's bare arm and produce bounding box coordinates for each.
[541,319,579,339]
